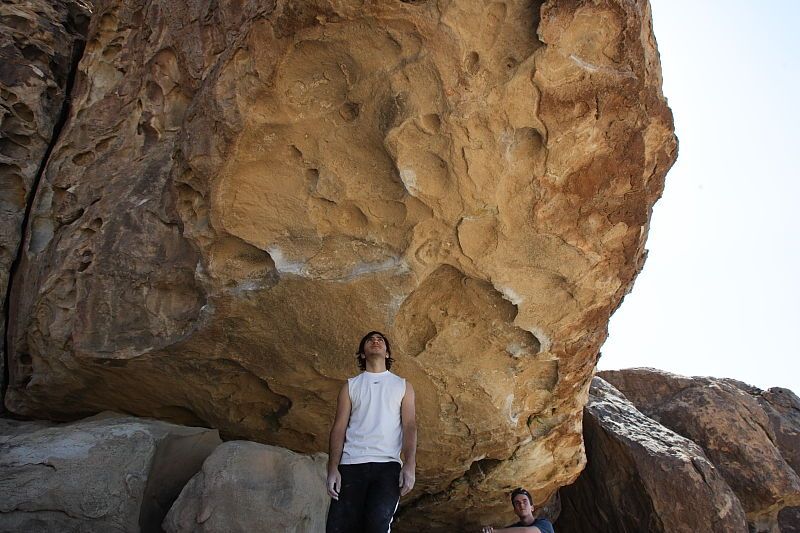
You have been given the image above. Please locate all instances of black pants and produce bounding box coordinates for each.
[326,461,401,533]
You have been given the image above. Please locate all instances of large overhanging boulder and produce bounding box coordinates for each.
[4,0,676,529]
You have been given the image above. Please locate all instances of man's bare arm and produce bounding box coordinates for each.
[482,526,544,533]
[487,527,544,533]
[326,382,351,500]
[399,381,417,496]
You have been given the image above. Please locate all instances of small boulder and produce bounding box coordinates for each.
[163,441,329,533]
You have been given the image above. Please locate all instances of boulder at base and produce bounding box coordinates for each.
[0,413,220,532]
[558,377,748,532]
[164,441,329,533]
[600,368,800,532]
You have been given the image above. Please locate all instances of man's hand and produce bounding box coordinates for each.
[399,463,416,496]
[327,469,342,500]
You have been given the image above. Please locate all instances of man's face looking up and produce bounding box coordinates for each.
[364,334,387,357]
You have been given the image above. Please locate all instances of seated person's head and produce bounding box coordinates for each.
[510,487,534,519]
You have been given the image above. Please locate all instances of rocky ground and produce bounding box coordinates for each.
[2,370,798,532]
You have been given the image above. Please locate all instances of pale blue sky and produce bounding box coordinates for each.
[600,0,800,393]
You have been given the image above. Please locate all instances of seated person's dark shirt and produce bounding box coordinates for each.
[506,518,554,533]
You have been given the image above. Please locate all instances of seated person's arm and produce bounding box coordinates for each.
[488,527,543,533]
[483,521,553,533]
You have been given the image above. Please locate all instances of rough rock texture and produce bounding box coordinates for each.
[779,506,800,533]
[0,412,220,532]
[557,377,748,532]
[4,0,676,529]
[601,369,800,532]
[163,441,328,533]
[0,0,90,394]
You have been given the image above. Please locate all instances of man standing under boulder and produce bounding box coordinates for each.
[325,331,417,533]
[480,488,555,533]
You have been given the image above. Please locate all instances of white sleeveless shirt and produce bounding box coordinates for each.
[341,370,406,465]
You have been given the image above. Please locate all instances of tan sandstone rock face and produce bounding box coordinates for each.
[0,0,90,389]
[600,369,800,533]
[164,441,329,533]
[4,0,675,528]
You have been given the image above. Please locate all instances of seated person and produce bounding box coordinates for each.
[480,488,554,533]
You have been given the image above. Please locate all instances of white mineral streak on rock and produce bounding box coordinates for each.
[399,168,419,196]
[267,246,308,277]
[568,54,599,72]
[345,257,407,280]
[497,285,523,306]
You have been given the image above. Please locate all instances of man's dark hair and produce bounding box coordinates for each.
[356,331,394,371]
[510,487,533,506]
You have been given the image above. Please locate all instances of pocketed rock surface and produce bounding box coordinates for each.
[557,377,748,533]
[163,441,328,533]
[600,368,800,532]
[0,413,220,532]
[0,0,90,389]
[4,0,676,529]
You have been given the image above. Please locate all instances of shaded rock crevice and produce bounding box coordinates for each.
[2,0,91,409]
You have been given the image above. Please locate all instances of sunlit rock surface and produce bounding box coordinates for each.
[558,377,748,532]
[0,413,220,532]
[164,441,328,533]
[0,0,90,391]
[4,0,676,528]
[601,368,800,532]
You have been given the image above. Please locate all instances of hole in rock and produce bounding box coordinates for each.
[0,137,29,159]
[3,15,31,31]
[95,137,114,152]
[6,132,31,146]
[465,51,480,75]
[137,120,160,148]
[72,151,96,166]
[467,457,502,480]
[305,168,320,191]
[21,44,47,65]
[11,102,35,123]
[421,113,441,132]
[1,88,17,103]
[1,115,25,135]
[339,101,360,122]
[95,358,127,368]
[103,44,123,59]
[59,207,85,226]
[0,167,25,210]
